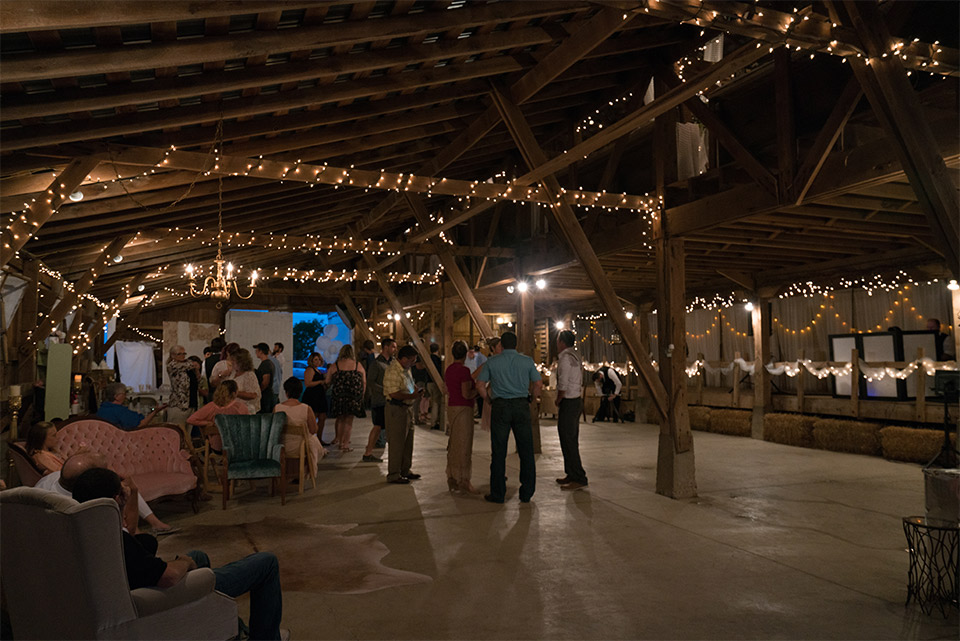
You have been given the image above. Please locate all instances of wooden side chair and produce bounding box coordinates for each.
[214,413,286,509]
[284,422,318,495]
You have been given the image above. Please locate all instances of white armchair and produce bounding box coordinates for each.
[0,487,237,640]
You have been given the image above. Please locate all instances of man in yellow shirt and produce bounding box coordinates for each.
[383,345,424,484]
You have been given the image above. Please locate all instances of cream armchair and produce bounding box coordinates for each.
[0,488,237,640]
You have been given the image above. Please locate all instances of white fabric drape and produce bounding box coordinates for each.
[115,341,156,392]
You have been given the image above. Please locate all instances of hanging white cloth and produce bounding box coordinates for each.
[115,341,157,392]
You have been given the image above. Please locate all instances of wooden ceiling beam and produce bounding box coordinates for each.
[842,0,959,277]
[355,6,634,233]
[2,26,555,121]
[0,156,102,269]
[2,57,522,150]
[2,2,586,82]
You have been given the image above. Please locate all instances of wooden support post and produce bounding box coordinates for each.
[696,352,704,405]
[488,84,670,423]
[850,348,860,418]
[796,348,805,414]
[24,234,133,351]
[517,286,540,453]
[0,157,102,269]
[340,293,377,347]
[915,347,926,423]
[751,301,771,438]
[17,259,39,385]
[364,255,444,394]
[732,351,741,408]
[774,47,796,202]
[403,194,495,339]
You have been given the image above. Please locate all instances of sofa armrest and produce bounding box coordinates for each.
[130,568,217,617]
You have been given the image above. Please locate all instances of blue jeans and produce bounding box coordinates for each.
[187,550,282,640]
[489,398,536,502]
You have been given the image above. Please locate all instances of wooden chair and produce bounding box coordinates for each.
[200,424,226,493]
[214,413,286,509]
[284,422,318,495]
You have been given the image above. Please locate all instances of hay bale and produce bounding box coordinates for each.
[880,426,957,464]
[708,409,752,437]
[688,406,712,431]
[812,418,882,456]
[763,413,816,448]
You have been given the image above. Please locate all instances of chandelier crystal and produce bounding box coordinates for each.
[185,139,257,305]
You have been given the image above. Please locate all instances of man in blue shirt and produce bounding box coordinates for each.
[97,382,167,430]
[476,332,542,504]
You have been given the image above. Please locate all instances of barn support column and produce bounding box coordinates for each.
[751,301,773,439]
[518,283,541,453]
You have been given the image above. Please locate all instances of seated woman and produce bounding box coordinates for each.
[186,379,248,452]
[274,377,325,478]
[25,421,64,474]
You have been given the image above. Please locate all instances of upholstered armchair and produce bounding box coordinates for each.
[0,487,237,640]
[8,440,45,487]
[214,413,286,509]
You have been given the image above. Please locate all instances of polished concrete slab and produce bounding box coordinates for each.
[156,417,958,640]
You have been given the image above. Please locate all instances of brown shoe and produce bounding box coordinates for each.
[555,477,570,485]
[560,481,587,491]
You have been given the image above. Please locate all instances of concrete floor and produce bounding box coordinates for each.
[156,417,958,640]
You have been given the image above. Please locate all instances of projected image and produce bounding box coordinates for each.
[292,311,353,365]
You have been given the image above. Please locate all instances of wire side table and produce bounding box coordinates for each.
[902,516,959,616]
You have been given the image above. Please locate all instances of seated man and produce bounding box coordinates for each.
[98,382,168,430]
[35,451,176,534]
[592,366,622,422]
[72,467,286,641]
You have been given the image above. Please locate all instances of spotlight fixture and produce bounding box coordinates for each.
[496,317,505,325]
[535,278,546,290]
[555,320,565,330]
[949,279,959,291]
[625,311,634,320]
[137,284,145,292]
[68,191,84,202]
[744,301,755,312]
[112,254,123,263]
[516,281,529,293]
[506,285,515,294]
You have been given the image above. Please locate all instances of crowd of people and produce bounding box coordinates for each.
[20,328,597,640]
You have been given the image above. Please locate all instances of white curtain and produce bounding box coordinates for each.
[115,341,156,392]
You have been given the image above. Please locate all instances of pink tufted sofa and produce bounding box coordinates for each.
[56,418,198,507]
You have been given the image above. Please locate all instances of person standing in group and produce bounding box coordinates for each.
[209,342,240,391]
[427,343,443,431]
[466,344,487,419]
[165,345,196,429]
[445,341,479,494]
[555,330,588,491]
[302,352,328,445]
[325,344,366,452]
[205,337,226,384]
[274,377,325,476]
[383,345,424,484]
[229,348,261,414]
[254,343,277,414]
[476,332,541,504]
[268,348,283,403]
[592,365,622,422]
[363,338,396,462]
[271,342,286,376]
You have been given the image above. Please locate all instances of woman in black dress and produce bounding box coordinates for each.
[301,352,329,445]
[324,344,366,452]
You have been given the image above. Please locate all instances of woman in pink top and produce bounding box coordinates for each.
[445,340,479,494]
[187,379,248,451]
[26,421,64,474]
[274,377,324,477]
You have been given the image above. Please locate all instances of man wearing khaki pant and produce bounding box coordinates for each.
[383,345,424,484]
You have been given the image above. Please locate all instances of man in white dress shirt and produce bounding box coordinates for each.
[592,365,622,422]
[555,330,587,490]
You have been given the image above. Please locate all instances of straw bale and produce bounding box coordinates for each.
[811,419,882,456]
[708,409,752,437]
[689,406,712,431]
[880,426,957,464]
[763,413,816,448]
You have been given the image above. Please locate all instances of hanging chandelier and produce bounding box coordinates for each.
[185,131,258,304]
